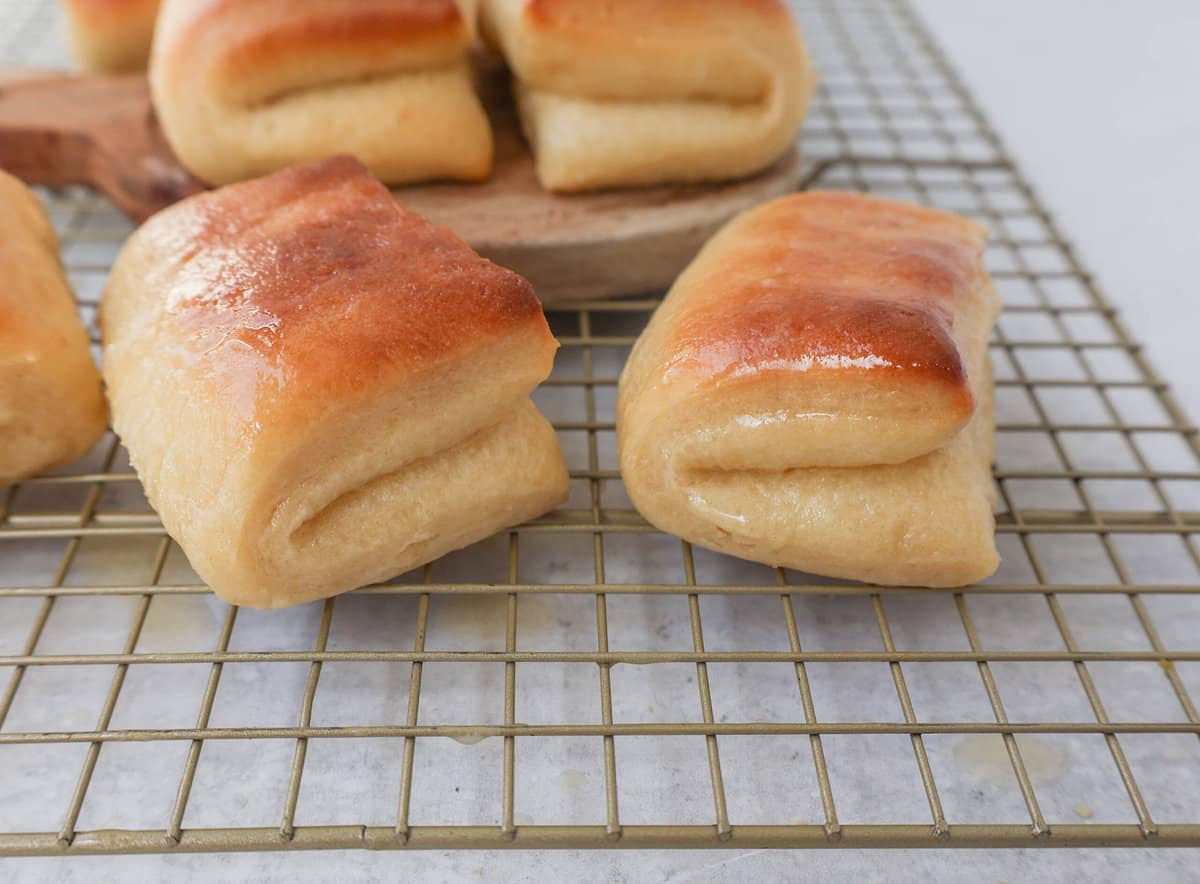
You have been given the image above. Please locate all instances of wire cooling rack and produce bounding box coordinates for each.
[2,0,1200,858]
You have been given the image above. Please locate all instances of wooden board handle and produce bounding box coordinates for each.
[0,68,203,221]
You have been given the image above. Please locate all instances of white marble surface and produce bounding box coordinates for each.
[5,844,1200,884]
[4,1,1200,882]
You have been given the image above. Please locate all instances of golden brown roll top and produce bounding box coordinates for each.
[625,191,996,469]
[104,155,552,430]
[480,0,817,190]
[151,0,492,186]
[0,171,107,485]
[64,0,161,73]
[618,191,1000,587]
[102,157,568,608]
[157,0,476,108]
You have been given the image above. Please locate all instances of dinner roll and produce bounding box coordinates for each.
[617,192,1001,587]
[102,157,568,608]
[480,0,817,190]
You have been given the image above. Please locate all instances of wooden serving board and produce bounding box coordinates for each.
[0,62,802,301]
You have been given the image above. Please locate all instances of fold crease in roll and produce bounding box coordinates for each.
[150,0,492,186]
[102,156,568,608]
[618,191,1001,587]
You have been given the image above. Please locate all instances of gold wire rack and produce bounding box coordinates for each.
[2,0,1200,857]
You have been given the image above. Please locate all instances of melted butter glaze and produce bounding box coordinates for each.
[219,0,464,60]
[143,156,544,427]
[503,0,803,106]
[527,0,790,26]
[66,0,157,22]
[162,0,468,105]
[187,0,464,47]
[664,190,987,392]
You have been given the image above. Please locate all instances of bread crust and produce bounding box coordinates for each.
[0,171,107,485]
[644,191,993,464]
[108,155,548,429]
[486,0,793,100]
[157,0,473,107]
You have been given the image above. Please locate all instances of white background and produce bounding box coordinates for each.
[917,0,1200,426]
[7,1,1200,881]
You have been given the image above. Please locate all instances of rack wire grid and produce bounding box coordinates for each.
[1,0,1200,860]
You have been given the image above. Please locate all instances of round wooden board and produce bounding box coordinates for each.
[0,63,801,302]
[395,60,803,302]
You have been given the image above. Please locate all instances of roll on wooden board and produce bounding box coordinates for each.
[480,0,817,191]
[149,0,492,186]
